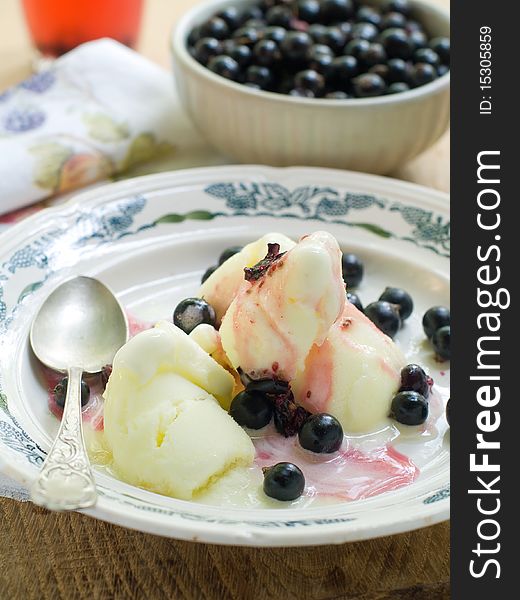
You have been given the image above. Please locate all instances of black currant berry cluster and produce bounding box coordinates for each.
[175,241,450,497]
[187,0,450,99]
[341,252,450,365]
[390,363,431,426]
[230,379,345,501]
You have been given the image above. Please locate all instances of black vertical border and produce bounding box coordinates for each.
[451,1,516,596]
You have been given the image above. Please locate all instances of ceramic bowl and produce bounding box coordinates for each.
[0,165,450,545]
[171,0,450,174]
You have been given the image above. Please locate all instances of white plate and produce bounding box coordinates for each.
[0,166,450,546]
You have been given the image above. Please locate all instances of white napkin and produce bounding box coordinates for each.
[0,38,224,216]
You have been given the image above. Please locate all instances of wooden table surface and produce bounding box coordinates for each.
[0,1,450,598]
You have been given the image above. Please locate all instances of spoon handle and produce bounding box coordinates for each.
[31,366,97,510]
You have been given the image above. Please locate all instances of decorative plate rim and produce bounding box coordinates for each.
[0,165,450,249]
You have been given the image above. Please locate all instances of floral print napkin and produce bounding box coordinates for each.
[0,38,223,218]
[0,39,228,499]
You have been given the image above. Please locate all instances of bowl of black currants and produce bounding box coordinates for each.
[171,0,450,174]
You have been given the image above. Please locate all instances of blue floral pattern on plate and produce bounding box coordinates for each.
[0,194,147,332]
[204,182,450,257]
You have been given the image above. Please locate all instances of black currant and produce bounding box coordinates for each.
[297,0,321,23]
[193,37,221,65]
[173,298,216,334]
[353,73,387,97]
[437,64,450,77]
[380,12,407,30]
[409,29,428,50]
[346,291,364,312]
[246,378,289,396]
[229,390,273,429]
[432,325,451,360]
[207,55,240,81]
[264,26,287,44]
[229,44,252,68]
[358,43,387,67]
[341,253,364,288]
[344,38,371,61]
[294,69,325,93]
[400,364,430,398]
[217,7,243,30]
[380,28,414,59]
[390,391,429,426]
[53,377,90,409]
[266,5,293,28]
[386,57,411,83]
[379,287,413,320]
[369,64,390,80]
[356,6,382,28]
[263,462,305,501]
[422,306,450,339]
[320,0,355,24]
[280,31,313,62]
[411,62,437,86]
[364,301,401,338]
[429,37,450,65]
[200,17,229,41]
[298,413,343,453]
[331,55,359,88]
[350,22,379,42]
[414,47,440,67]
[384,0,411,17]
[246,65,272,88]
[254,39,282,66]
[201,264,218,284]
[219,245,243,264]
[387,81,410,94]
[232,26,262,46]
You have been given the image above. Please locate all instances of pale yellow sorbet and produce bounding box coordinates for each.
[292,302,406,433]
[217,231,406,434]
[103,321,254,500]
[220,231,346,382]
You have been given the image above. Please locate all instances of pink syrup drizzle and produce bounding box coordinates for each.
[42,311,152,432]
[254,430,418,501]
[126,312,151,337]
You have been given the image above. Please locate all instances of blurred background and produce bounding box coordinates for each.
[0,0,199,89]
[0,0,449,86]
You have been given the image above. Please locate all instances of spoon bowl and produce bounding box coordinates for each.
[30,276,128,511]
[31,276,128,374]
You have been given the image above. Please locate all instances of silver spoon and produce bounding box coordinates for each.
[30,276,128,510]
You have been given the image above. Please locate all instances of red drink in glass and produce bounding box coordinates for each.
[22,0,144,57]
